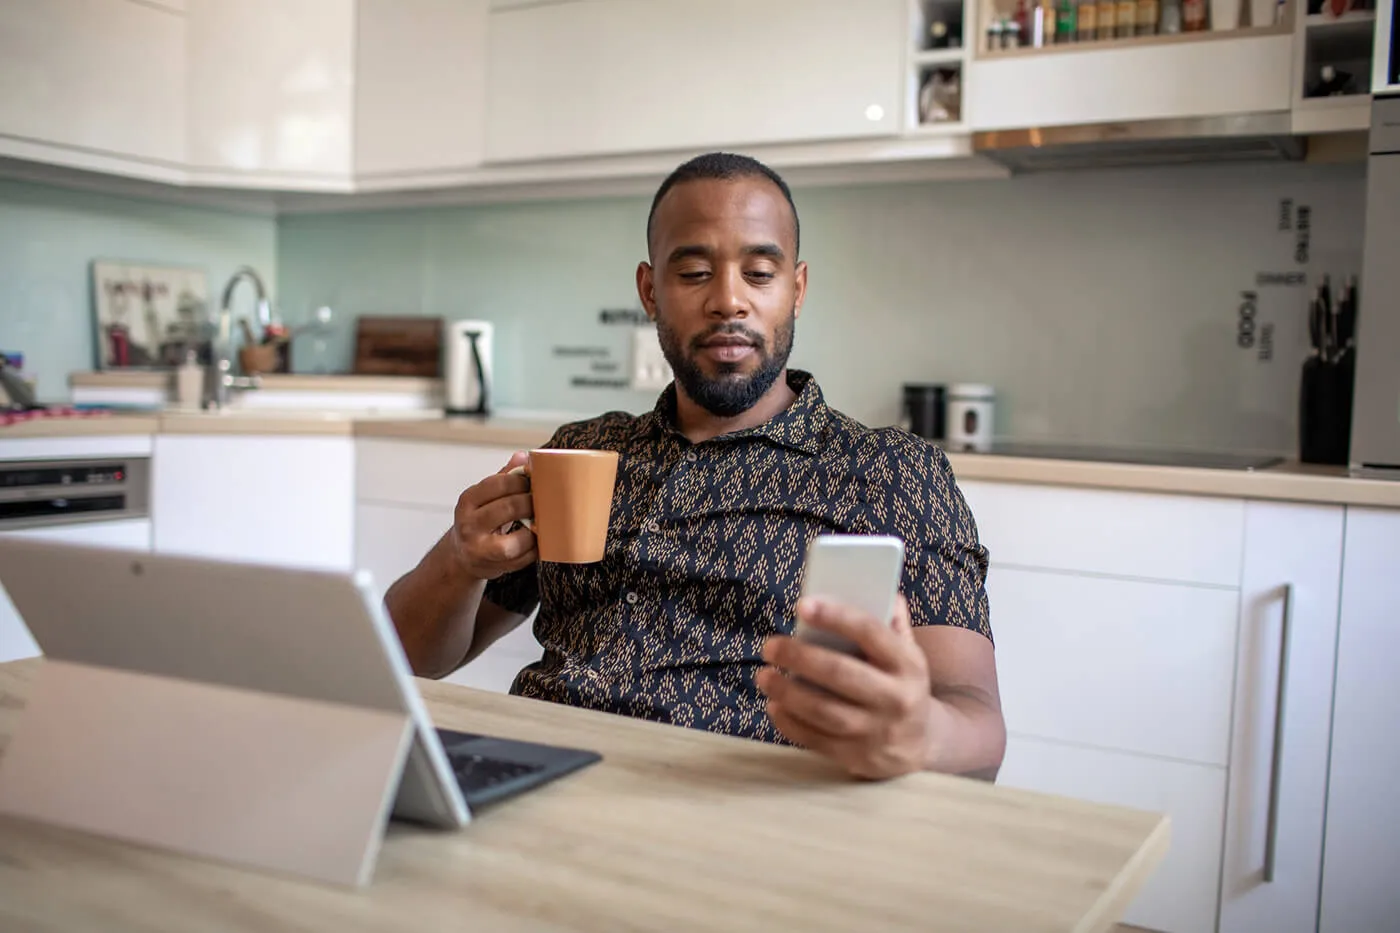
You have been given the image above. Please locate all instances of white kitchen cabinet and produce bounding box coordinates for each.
[353,0,488,179]
[1219,503,1344,933]
[483,0,905,163]
[989,567,1239,766]
[185,0,355,184]
[986,564,1236,932]
[0,0,185,181]
[356,437,520,511]
[0,518,152,663]
[151,435,354,571]
[355,438,543,694]
[186,0,487,186]
[1319,507,1400,933]
[969,478,1244,933]
[967,33,1293,132]
[999,734,1227,933]
[957,480,1245,587]
[355,503,542,693]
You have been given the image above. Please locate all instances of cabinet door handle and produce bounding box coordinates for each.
[1263,582,1294,883]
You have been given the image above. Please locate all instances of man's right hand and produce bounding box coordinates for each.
[448,451,537,580]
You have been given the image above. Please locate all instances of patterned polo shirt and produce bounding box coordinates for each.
[483,369,992,745]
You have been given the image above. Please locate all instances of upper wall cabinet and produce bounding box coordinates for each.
[353,0,487,179]
[966,11,1296,131]
[483,0,907,164]
[0,0,185,180]
[185,0,487,188]
[185,0,355,185]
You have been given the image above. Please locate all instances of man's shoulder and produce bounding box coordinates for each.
[823,408,949,477]
[547,409,646,450]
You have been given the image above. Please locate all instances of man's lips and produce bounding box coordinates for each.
[697,336,758,363]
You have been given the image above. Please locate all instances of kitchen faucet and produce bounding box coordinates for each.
[203,266,271,410]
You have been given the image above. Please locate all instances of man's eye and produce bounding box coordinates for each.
[678,270,710,281]
[746,271,775,281]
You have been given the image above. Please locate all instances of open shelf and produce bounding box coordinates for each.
[912,61,965,128]
[914,0,968,52]
[904,120,971,136]
[1304,10,1378,60]
[1304,9,1376,30]
[913,47,967,65]
[976,20,1291,57]
[1299,8,1376,101]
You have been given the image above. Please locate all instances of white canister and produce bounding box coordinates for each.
[945,384,996,452]
[1210,0,1241,29]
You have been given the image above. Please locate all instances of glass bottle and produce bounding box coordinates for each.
[1078,0,1098,40]
[1097,0,1117,38]
[1159,0,1183,32]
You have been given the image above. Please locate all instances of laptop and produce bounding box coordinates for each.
[0,538,600,828]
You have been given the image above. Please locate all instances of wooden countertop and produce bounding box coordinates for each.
[0,658,1168,932]
[945,452,1400,509]
[4,408,1398,508]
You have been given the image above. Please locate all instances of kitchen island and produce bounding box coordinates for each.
[0,657,1168,933]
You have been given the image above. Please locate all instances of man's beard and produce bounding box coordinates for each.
[655,310,795,418]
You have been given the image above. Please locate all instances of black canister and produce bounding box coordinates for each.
[902,384,946,440]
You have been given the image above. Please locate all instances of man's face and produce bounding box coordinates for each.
[637,176,807,417]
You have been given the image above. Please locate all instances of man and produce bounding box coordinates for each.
[385,152,1004,781]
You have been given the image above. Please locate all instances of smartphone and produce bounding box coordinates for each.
[793,534,906,657]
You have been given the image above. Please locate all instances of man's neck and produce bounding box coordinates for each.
[675,369,797,445]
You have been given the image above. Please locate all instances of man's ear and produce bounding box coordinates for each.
[793,260,808,320]
[637,261,659,320]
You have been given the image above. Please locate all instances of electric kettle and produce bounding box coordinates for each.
[445,320,493,416]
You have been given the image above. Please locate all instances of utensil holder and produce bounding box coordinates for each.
[239,342,284,376]
[1298,353,1355,465]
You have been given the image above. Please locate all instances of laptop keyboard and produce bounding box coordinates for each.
[448,751,546,794]
[433,726,600,808]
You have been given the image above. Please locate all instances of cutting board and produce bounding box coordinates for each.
[352,316,443,377]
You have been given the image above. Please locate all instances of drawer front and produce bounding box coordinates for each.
[356,502,542,693]
[958,480,1245,586]
[990,567,1239,766]
[356,439,518,510]
[1000,735,1226,933]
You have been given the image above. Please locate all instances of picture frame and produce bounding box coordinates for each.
[90,260,210,370]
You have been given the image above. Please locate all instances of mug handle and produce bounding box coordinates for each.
[507,465,534,530]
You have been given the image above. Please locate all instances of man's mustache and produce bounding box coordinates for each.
[688,324,766,353]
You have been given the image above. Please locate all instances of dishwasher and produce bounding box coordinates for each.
[0,455,152,662]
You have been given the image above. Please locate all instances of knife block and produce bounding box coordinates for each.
[1298,353,1355,465]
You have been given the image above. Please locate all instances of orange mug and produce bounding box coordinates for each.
[510,449,619,563]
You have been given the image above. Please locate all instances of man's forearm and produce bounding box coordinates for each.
[921,686,1007,781]
[383,532,487,679]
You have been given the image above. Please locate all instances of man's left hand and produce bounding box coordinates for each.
[757,596,935,780]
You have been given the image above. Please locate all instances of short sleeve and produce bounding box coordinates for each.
[482,561,540,618]
[867,432,993,643]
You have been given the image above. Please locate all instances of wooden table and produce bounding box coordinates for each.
[0,659,1168,932]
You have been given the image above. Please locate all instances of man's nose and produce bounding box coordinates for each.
[705,266,749,318]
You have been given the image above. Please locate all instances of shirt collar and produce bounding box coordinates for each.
[639,369,830,455]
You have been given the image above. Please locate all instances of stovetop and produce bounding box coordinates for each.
[966,441,1285,471]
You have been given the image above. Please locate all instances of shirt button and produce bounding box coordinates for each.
[646,520,661,533]
[685,451,698,462]
[625,591,639,605]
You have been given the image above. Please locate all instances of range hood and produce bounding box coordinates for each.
[971,112,1306,172]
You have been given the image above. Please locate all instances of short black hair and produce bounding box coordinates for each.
[646,151,800,260]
